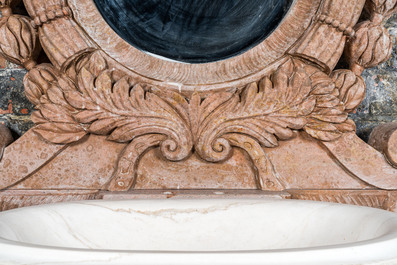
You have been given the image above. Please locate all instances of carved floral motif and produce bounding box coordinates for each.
[0,0,395,210]
[22,50,367,190]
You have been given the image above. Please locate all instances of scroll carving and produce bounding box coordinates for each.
[0,0,395,211]
[22,50,368,190]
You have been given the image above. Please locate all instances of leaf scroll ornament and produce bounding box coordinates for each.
[25,52,193,161]
[195,58,356,162]
[24,52,360,187]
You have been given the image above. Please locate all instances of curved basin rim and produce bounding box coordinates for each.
[1,232,397,254]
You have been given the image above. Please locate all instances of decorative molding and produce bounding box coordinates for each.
[65,0,321,90]
[0,190,98,211]
[317,15,355,37]
[21,51,368,191]
[288,190,397,211]
[0,0,395,212]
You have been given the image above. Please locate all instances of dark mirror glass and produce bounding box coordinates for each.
[94,0,292,63]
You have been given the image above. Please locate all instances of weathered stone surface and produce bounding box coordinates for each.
[0,1,34,137]
[0,0,396,214]
[350,13,397,142]
[0,10,395,142]
[0,62,33,137]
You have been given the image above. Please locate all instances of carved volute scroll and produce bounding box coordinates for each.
[21,52,363,191]
[0,0,396,211]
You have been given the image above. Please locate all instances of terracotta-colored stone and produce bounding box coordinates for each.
[369,122,397,167]
[0,124,12,160]
[0,189,98,211]
[134,148,257,190]
[0,0,395,212]
[288,189,397,211]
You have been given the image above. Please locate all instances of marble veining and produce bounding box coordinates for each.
[0,199,397,264]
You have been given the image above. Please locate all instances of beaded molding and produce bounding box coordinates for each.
[318,14,356,37]
[31,5,72,28]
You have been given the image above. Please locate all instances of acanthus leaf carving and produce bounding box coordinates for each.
[195,58,316,162]
[24,51,359,189]
[302,61,355,141]
[1,0,395,211]
[76,68,193,162]
[24,64,88,144]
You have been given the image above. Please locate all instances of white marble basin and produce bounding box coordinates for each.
[0,199,397,265]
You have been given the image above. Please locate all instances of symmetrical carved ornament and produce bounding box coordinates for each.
[0,0,396,211]
[23,51,365,191]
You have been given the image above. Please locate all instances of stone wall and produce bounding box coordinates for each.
[350,14,397,142]
[0,12,396,142]
[0,59,33,139]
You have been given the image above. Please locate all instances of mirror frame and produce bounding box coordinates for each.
[0,0,395,211]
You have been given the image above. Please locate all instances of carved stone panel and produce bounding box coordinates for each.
[0,0,395,211]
